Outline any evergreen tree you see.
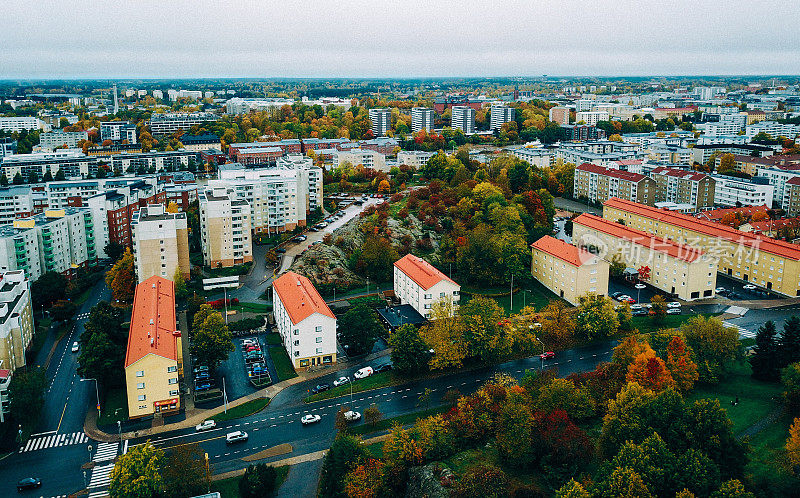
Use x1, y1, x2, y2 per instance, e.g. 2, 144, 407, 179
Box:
750, 321, 780, 381
780, 316, 800, 368
0, 173, 8, 186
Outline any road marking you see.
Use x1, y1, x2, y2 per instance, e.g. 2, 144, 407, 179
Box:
30, 430, 56, 437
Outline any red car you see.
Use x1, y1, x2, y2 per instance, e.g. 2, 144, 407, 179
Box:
622, 297, 636, 304
540, 351, 556, 360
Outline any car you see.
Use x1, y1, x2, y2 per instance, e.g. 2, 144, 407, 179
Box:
621, 297, 636, 304
311, 240, 322, 245
301, 414, 322, 425
275, 248, 286, 253
333, 376, 350, 387
344, 410, 361, 422
195, 371, 210, 380
71, 341, 79, 353
540, 351, 556, 360
193, 365, 209, 374
667, 308, 682, 315
195, 420, 217, 432
16, 477, 41, 492
630, 304, 644, 311
241, 339, 257, 346
195, 382, 212, 391
666, 301, 681, 309
632, 308, 649, 316
311, 383, 330, 394
610, 291, 624, 299
375, 363, 393, 373
743, 284, 758, 291
354, 366, 374, 379
715, 287, 729, 295
245, 346, 261, 352
616, 294, 631, 302
294, 235, 307, 242
225, 431, 248, 444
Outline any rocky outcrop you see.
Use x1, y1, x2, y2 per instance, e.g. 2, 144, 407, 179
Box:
405, 463, 453, 498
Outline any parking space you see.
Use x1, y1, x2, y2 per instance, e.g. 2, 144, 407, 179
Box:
714, 274, 786, 301
213, 332, 276, 402
608, 278, 663, 305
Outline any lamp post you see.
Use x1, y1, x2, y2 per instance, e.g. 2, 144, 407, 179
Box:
81, 378, 101, 419
635, 283, 646, 304
117, 420, 122, 440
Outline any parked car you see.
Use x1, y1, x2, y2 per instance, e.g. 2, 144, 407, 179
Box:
375, 363, 393, 373
311, 383, 330, 394
195, 371, 210, 380
540, 351, 556, 360
616, 294, 631, 302
344, 410, 361, 422
610, 291, 624, 299
225, 431, 248, 444
301, 414, 322, 425
667, 308, 682, 315
667, 302, 681, 309
333, 376, 350, 387
632, 308, 649, 316
743, 284, 758, 291
193, 365, 209, 374
195, 420, 217, 432
195, 382, 212, 391
294, 235, 307, 242
71, 341, 79, 353
715, 287, 728, 295
354, 366, 374, 379
17, 477, 41, 492
275, 248, 286, 253
621, 297, 636, 304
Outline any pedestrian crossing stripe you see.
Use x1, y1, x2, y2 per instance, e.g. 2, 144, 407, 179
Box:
18, 431, 88, 453
88, 492, 110, 498
93, 441, 119, 462
89, 462, 115, 489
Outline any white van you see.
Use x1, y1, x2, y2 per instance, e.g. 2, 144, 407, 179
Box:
354, 366, 373, 379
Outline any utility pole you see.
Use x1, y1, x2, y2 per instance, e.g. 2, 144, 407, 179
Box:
510, 274, 514, 311
222, 377, 228, 414
223, 287, 228, 325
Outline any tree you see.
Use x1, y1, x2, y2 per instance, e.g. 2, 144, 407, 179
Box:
9, 367, 46, 436
718, 153, 736, 173
452, 464, 509, 498
338, 303, 382, 356
161, 443, 210, 498
12, 172, 22, 185
354, 235, 399, 282
610, 254, 626, 278
104, 241, 126, 262
419, 300, 467, 370
389, 324, 428, 375
788, 417, 800, 472
343, 458, 385, 498
780, 316, 800, 368
105, 248, 135, 303
666, 335, 699, 392
335, 407, 350, 433
190, 305, 234, 370
626, 349, 675, 392
595, 467, 653, 498
458, 296, 509, 364
0, 173, 7, 186
383, 423, 424, 466
173, 268, 188, 300
649, 294, 667, 322
165, 201, 180, 213
536, 378, 596, 420
711, 480, 755, 498
109, 441, 163, 498
49, 299, 77, 322
576, 293, 619, 340
681, 316, 740, 383
239, 463, 278, 498
750, 320, 780, 381
78, 331, 125, 386
495, 403, 536, 467
556, 479, 591, 498
414, 414, 456, 460
613, 335, 652, 370
55, 169, 65, 181
783, 362, 800, 415
364, 404, 382, 428
31, 271, 68, 308
320, 434, 367, 498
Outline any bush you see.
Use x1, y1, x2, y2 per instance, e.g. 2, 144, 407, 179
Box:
208, 298, 239, 309
239, 463, 277, 498
228, 317, 265, 332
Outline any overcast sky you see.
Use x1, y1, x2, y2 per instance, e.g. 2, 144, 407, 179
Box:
2, 0, 799, 79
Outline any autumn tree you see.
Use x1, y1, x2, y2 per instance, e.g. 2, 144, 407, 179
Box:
681, 316, 740, 383
109, 441, 163, 498
539, 300, 576, 347
458, 296, 510, 364
190, 304, 234, 370
161, 443, 210, 498
787, 417, 800, 472
613, 335, 652, 370
650, 294, 667, 322
343, 458, 385, 498
666, 335, 699, 392
536, 378, 596, 420
319, 434, 367, 498
388, 324, 429, 375
364, 404, 382, 429
105, 248, 135, 303
452, 464, 509, 498
626, 349, 675, 392
576, 292, 620, 340
382, 423, 423, 466
414, 414, 457, 460
419, 300, 467, 370
556, 479, 591, 498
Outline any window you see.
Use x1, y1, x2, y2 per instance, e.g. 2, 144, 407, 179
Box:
293, 329, 299, 335
168, 378, 178, 385
294, 340, 299, 346
137, 382, 145, 389
138, 395, 146, 401
167, 366, 177, 373
294, 351, 299, 357
316, 347, 323, 354
316, 337, 322, 343
424, 294, 431, 299
136, 370, 144, 377
424, 304, 431, 309
169, 390, 179, 396
315, 326, 322, 332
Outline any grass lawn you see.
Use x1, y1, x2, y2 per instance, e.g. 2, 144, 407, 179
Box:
305, 371, 395, 403
263, 333, 282, 346
442, 446, 545, 489
231, 302, 272, 313
461, 280, 560, 315
388, 197, 408, 218
211, 465, 289, 497
631, 313, 713, 335
350, 405, 449, 436
98, 387, 129, 426
213, 397, 271, 423
268, 346, 298, 382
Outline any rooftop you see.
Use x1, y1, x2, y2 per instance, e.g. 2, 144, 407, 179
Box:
124, 276, 179, 368
273, 271, 334, 324
394, 254, 457, 290
650, 167, 709, 181
531, 235, 596, 267
576, 162, 647, 182
376, 304, 427, 329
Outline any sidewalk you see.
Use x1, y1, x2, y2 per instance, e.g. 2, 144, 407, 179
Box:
84, 348, 392, 442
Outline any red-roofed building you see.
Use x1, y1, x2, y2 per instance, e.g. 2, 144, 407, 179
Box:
574, 163, 655, 206
603, 198, 800, 296
573, 213, 717, 300
697, 205, 770, 223
649, 167, 715, 211
272, 271, 336, 370
530, 236, 609, 305
393, 254, 460, 318
785, 177, 800, 217
124, 276, 182, 419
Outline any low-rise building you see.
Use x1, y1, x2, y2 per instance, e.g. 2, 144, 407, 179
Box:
573, 163, 655, 205
393, 254, 460, 318
109, 151, 196, 174
331, 149, 387, 172
710, 174, 774, 207
124, 276, 182, 420
0, 117, 49, 133
272, 271, 337, 370
131, 204, 190, 283
530, 236, 609, 305
1, 150, 100, 180
39, 130, 89, 152
397, 150, 435, 169
179, 133, 220, 152
148, 112, 217, 135
198, 187, 252, 268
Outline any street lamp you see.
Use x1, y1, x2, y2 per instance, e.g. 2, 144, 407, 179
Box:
81, 378, 101, 419
635, 283, 646, 304
117, 420, 122, 440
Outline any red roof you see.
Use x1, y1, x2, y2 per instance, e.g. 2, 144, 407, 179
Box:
394, 254, 457, 291
650, 167, 708, 182
605, 198, 800, 261
698, 205, 769, 222
531, 236, 596, 267
573, 213, 704, 263
747, 218, 800, 232
787, 177, 800, 186
273, 271, 335, 324
125, 276, 179, 368
0, 369, 10, 380
576, 163, 647, 182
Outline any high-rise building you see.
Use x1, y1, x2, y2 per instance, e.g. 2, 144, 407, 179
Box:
451, 106, 475, 134
39, 130, 89, 152
411, 107, 434, 133
368, 108, 391, 137
548, 106, 570, 125
100, 121, 137, 144
490, 105, 515, 130
113, 84, 119, 115
198, 187, 253, 268
131, 204, 190, 283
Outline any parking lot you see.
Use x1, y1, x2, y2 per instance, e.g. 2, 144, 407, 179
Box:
197, 331, 277, 404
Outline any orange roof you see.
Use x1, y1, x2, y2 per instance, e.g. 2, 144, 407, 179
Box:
698, 205, 769, 222
125, 276, 179, 368
605, 198, 800, 261
273, 271, 334, 324
393, 254, 457, 290
531, 236, 596, 267
576, 162, 647, 183
573, 213, 703, 263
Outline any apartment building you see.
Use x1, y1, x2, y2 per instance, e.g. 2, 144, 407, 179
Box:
124, 276, 182, 419
148, 112, 217, 135
100, 121, 137, 144
110, 151, 196, 174
548, 106, 570, 125
131, 204, 190, 283
746, 121, 800, 140
572, 213, 716, 300
451, 106, 476, 134
397, 150, 435, 169
393, 254, 460, 318
490, 105, 515, 130
649, 167, 715, 211
331, 149, 387, 172
179, 133, 220, 152
603, 197, 800, 296
574, 163, 655, 205
0, 271, 34, 374
225, 97, 296, 115
0, 138, 17, 159
756, 164, 800, 206
411, 107, 435, 133
368, 108, 391, 137
512, 147, 553, 169
39, 131, 89, 152
710, 174, 774, 207
272, 271, 336, 370
0, 186, 34, 224
783, 177, 800, 216
0, 117, 49, 133
562, 125, 606, 141
198, 187, 252, 268
646, 146, 693, 165
692, 143, 774, 165
530, 235, 609, 305
575, 111, 609, 126
1, 150, 100, 180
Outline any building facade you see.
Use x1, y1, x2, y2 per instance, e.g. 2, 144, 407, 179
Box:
131, 204, 190, 283
411, 107, 435, 133
451, 106, 476, 134
649, 167, 715, 211
393, 254, 460, 318
198, 187, 253, 268
530, 235, 609, 305
574, 162, 655, 205
368, 108, 391, 137
490, 105, 515, 130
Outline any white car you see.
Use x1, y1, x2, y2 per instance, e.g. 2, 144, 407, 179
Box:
354, 366, 374, 379
344, 410, 361, 422
617, 294, 632, 302
743, 284, 757, 291
667, 308, 682, 315
666, 302, 681, 309
195, 420, 217, 432
71, 341, 79, 353
301, 414, 321, 425
225, 431, 248, 444
333, 376, 350, 387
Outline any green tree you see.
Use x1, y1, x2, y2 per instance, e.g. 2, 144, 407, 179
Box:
353, 236, 399, 282
711, 479, 755, 498
595, 467, 653, 498
556, 479, 591, 498
782, 362, 800, 415
78, 331, 125, 386
109, 441, 163, 498
12, 172, 23, 185
9, 367, 46, 437
338, 303, 382, 356
55, 169, 65, 181
173, 268, 188, 300
495, 403, 536, 467
650, 294, 667, 323
681, 316, 740, 383
576, 292, 620, 340
536, 378, 596, 420
161, 443, 210, 498
43, 170, 53, 182
458, 296, 509, 364
389, 324, 429, 375
780, 316, 800, 368
364, 403, 382, 428
31, 270, 68, 308
104, 241, 126, 262
750, 320, 780, 381
0, 173, 7, 186
319, 433, 367, 498
190, 305, 234, 370
239, 463, 277, 498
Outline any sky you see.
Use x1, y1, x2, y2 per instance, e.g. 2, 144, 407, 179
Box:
2, 0, 800, 79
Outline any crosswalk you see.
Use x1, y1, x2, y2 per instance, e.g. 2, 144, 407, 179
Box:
19, 431, 88, 453
88, 492, 109, 498
722, 321, 756, 339
87, 442, 119, 498
93, 441, 119, 462
76, 312, 91, 320
88, 463, 114, 490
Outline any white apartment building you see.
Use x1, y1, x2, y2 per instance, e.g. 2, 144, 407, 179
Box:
746, 121, 800, 140
100, 121, 137, 143
711, 175, 775, 207
393, 254, 460, 319
224, 97, 296, 114
451, 106, 476, 134
131, 204, 190, 283
411, 107, 435, 133
369, 108, 391, 137
512, 147, 553, 168
272, 271, 337, 370
756, 166, 800, 207
331, 149, 388, 172
110, 151, 196, 173
39, 130, 89, 152
397, 150, 435, 169
0, 186, 34, 225
575, 111, 609, 126
0, 271, 34, 375
198, 187, 253, 268
704, 121, 744, 136
152, 90, 164, 100
490, 105, 515, 130
1, 150, 100, 180
0, 117, 50, 133
148, 112, 217, 135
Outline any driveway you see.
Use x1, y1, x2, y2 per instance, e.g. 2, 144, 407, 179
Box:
553, 197, 601, 215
